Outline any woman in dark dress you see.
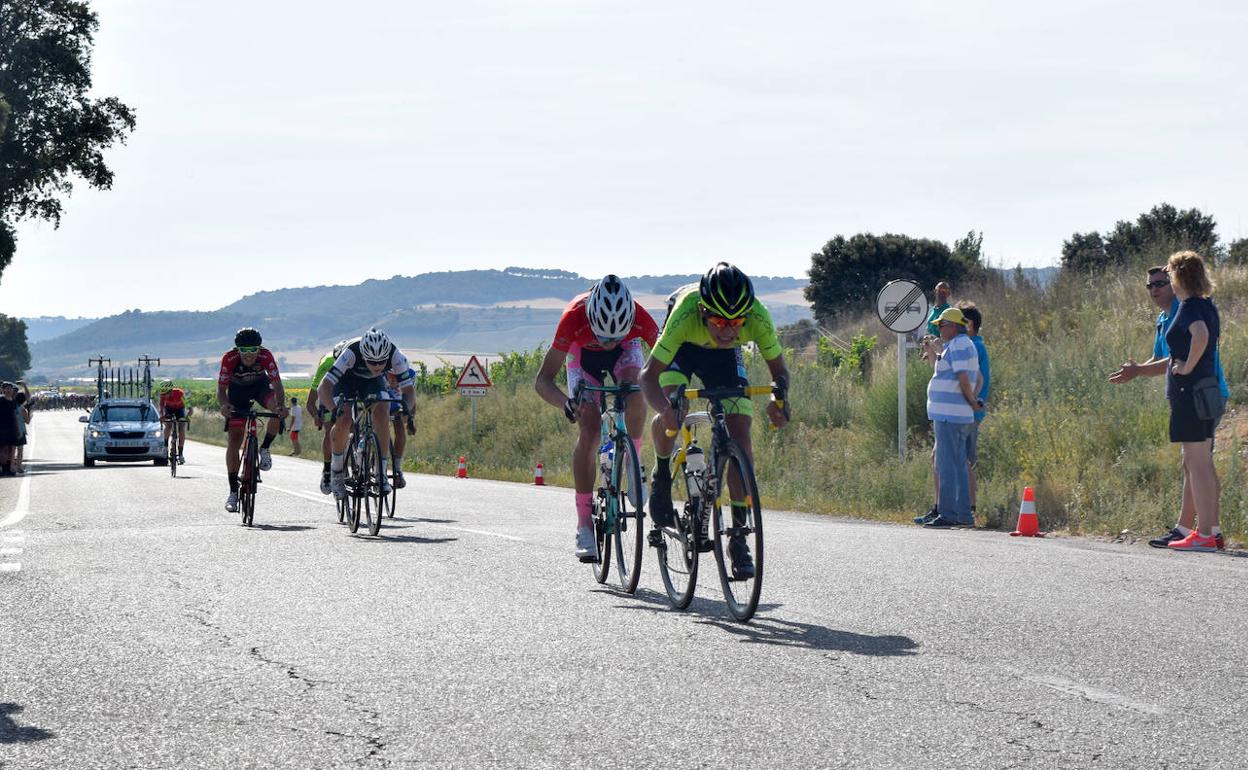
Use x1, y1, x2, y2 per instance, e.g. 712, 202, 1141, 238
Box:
0, 382, 19, 475
1164, 251, 1221, 552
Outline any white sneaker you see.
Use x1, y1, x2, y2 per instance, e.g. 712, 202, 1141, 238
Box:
259, 448, 272, 471
330, 470, 346, 498
575, 525, 599, 563
225, 493, 239, 513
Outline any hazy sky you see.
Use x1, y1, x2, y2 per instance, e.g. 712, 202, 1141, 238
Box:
2, 0, 1245, 318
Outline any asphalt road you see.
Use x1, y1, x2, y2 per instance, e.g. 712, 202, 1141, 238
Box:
2, 412, 1246, 769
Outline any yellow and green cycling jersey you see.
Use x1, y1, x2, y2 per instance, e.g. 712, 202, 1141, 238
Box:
311, 354, 336, 390
651, 286, 784, 365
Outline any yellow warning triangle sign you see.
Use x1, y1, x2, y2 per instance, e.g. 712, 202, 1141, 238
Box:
455, 355, 492, 388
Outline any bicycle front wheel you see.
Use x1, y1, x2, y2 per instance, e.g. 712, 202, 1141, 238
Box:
168, 431, 177, 478
240, 436, 257, 527
612, 436, 645, 594
346, 434, 363, 533
386, 440, 398, 518
711, 441, 764, 622
367, 434, 385, 536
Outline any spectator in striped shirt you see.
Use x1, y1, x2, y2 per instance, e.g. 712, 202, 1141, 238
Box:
921, 307, 981, 528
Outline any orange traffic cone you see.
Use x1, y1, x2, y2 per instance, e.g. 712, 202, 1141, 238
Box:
456, 456, 468, 479
534, 462, 545, 486
1010, 486, 1044, 537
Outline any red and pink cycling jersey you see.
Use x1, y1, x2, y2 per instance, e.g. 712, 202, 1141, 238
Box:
551, 292, 659, 353
217, 348, 281, 388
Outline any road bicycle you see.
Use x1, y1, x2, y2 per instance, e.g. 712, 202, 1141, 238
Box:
653, 383, 784, 622
234, 408, 280, 527
339, 394, 398, 536
576, 382, 645, 593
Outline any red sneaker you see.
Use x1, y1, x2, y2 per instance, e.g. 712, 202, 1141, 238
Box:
1167, 531, 1219, 552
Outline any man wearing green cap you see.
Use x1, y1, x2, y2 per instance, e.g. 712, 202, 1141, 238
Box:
921, 306, 981, 527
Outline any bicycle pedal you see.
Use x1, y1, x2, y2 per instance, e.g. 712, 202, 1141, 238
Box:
697, 538, 714, 553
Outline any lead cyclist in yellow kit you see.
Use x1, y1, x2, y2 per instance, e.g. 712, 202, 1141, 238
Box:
641, 262, 790, 580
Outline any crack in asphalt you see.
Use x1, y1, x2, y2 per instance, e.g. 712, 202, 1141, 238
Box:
179, 587, 389, 766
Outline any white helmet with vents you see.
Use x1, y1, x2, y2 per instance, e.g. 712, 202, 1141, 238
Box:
359, 328, 392, 362
586, 275, 635, 341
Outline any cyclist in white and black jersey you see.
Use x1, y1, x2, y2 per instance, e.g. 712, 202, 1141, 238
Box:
316, 328, 416, 498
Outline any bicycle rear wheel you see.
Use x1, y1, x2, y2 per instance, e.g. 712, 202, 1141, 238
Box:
655, 468, 699, 610
386, 440, 398, 517
589, 486, 612, 582
612, 436, 644, 594
711, 441, 764, 622
168, 428, 177, 478
240, 436, 257, 527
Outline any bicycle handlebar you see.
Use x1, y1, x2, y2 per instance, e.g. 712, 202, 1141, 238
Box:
664, 383, 787, 437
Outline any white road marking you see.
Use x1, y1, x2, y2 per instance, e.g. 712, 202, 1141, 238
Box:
1, 533, 23, 544
0, 547, 22, 556
194, 467, 526, 542
426, 524, 526, 542
0, 563, 20, 573
0, 445, 34, 530
1021, 673, 1167, 716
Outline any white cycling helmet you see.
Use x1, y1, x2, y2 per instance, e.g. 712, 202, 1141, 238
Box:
586, 275, 635, 341
359, 328, 392, 362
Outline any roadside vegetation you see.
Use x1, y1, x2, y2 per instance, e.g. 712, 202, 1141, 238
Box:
173, 264, 1248, 546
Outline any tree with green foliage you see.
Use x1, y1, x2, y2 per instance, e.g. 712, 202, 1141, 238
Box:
951, 230, 983, 264
0, 314, 31, 379
805, 233, 983, 322
0, 0, 136, 284
1226, 238, 1248, 265
1061, 203, 1222, 272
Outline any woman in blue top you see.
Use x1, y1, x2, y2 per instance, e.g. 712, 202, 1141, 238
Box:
1163, 251, 1221, 552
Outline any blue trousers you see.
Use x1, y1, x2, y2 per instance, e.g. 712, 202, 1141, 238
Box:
934, 419, 973, 524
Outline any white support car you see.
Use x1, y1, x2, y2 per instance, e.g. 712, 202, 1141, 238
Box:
80, 399, 167, 467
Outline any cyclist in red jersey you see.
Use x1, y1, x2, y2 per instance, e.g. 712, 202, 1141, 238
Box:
217, 327, 289, 513
535, 275, 658, 562
157, 379, 192, 464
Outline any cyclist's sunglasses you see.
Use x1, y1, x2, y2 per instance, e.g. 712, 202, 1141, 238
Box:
237, 345, 260, 354
596, 335, 626, 346
704, 313, 745, 329
364, 358, 389, 367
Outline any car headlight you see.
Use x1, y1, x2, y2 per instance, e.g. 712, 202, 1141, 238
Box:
89, 429, 106, 438
148, 428, 163, 437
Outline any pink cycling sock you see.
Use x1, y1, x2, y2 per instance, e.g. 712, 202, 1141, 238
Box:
575, 492, 593, 529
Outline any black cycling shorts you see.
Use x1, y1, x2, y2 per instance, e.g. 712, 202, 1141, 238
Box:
227, 381, 276, 418
657, 344, 752, 416
332, 371, 385, 404
162, 406, 187, 420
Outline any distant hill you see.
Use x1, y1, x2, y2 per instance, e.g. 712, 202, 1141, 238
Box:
28, 269, 811, 376
20, 316, 99, 343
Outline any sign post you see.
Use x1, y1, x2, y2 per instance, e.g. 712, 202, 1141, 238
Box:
875, 280, 929, 460
455, 355, 493, 436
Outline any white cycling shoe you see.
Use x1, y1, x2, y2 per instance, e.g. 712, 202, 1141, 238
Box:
575, 526, 599, 563
329, 471, 346, 499
258, 448, 272, 471
225, 493, 239, 513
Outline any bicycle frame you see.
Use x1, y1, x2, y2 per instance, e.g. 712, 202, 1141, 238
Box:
667, 384, 778, 506
578, 383, 641, 532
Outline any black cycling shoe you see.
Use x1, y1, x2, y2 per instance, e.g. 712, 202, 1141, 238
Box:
728, 535, 755, 580
649, 470, 675, 529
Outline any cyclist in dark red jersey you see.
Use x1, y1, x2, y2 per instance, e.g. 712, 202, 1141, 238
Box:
535, 275, 658, 562
217, 327, 288, 512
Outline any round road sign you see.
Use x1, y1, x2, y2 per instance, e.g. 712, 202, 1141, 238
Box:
875, 280, 929, 333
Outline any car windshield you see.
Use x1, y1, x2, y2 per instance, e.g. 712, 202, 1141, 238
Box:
98, 405, 157, 422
